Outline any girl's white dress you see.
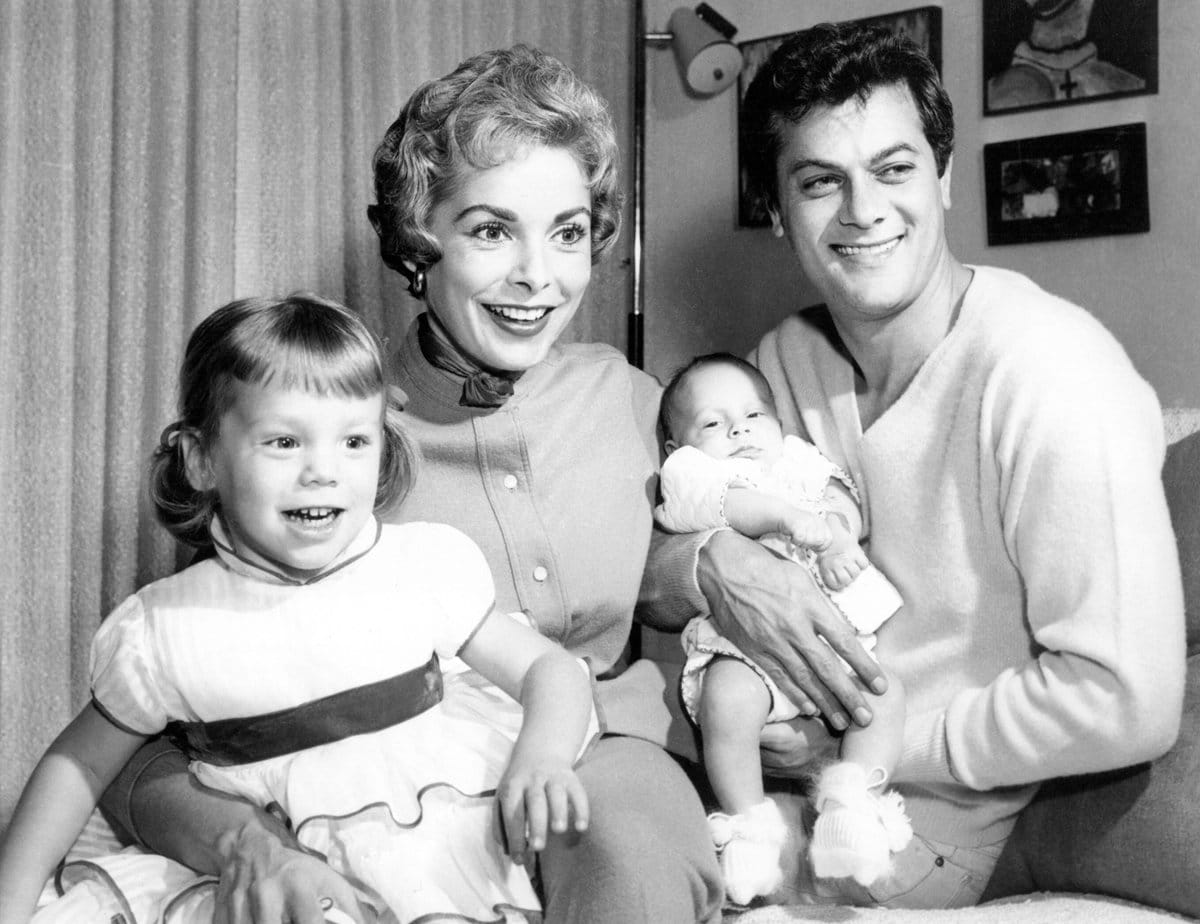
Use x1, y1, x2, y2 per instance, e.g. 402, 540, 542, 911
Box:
45, 516, 576, 924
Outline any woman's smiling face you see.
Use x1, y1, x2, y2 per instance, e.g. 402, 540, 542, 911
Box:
422, 145, 593, 372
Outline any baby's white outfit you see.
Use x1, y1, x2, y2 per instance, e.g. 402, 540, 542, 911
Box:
655, 436, 903, 724
82, 516, 598, 924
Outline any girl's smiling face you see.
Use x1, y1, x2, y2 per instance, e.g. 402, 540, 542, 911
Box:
421, 145, 593, 372
189, 381, 384, 579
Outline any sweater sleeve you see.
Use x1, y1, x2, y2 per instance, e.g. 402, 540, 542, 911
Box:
632, 365, 719, 631
901, 330, 1186, 789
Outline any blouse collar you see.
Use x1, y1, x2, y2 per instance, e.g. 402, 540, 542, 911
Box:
210, 514, 382, 586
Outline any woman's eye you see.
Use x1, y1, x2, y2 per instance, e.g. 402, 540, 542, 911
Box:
473, 221, 509, 243
556, 223, 588, 246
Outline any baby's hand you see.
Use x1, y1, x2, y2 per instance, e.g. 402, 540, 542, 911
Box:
818, 545, 870, 590
496, 755, 589, 866
784, 511, 833, 552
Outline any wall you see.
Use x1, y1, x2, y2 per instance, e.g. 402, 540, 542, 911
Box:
639, 1, 1200, 408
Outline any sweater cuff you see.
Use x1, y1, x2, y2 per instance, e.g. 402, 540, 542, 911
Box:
896, 709, 956, 785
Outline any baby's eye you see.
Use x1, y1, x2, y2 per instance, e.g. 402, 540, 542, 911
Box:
345, 435, 370, 450
747, 411, 763, 418
701, 420, 721, 430
269, 436, 298, 450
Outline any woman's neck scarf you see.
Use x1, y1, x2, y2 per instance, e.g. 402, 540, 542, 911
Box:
416, 311, 522, 408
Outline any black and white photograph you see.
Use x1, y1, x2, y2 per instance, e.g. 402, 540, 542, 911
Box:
2, 4, 1199, 923
984, 0, 1158, 115
984, 123, 1149, 244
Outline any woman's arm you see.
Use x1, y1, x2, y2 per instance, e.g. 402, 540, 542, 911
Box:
102, 739, 364, 924
0, 705, 145, 924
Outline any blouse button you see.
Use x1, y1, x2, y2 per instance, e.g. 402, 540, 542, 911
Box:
503, 473, 518, 490
533, 566, 548, 582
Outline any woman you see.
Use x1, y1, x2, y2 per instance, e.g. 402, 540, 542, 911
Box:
83, 45, 723, 924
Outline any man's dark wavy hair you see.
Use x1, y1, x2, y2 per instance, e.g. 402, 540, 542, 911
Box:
740, 21, 954, 216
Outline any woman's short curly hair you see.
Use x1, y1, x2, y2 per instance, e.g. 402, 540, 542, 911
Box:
368, 44, 622, 292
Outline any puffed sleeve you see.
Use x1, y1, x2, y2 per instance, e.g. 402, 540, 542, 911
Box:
778, 434, 859, 504
89, 594, 172, 736
420, 524, 498, 657
654, 445, 760, 533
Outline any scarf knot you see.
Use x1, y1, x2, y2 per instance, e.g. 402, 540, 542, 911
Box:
417, 312, 521, 409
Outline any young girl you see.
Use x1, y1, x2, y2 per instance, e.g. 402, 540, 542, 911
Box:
0, 294, 597, 924
655, 353, 911, 904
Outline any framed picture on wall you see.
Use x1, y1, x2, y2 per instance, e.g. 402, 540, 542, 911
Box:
983, 123, 1149, 246
735, 6, 942, 227
984, 0, 1158, 115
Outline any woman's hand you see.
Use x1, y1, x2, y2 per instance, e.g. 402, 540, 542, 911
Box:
495, 754, 589, 866
698, 530, 885, 738
212, 822, 366, 924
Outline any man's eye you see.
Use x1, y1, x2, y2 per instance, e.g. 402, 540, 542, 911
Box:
878, 163, 915, 182
802, 175, 840, 195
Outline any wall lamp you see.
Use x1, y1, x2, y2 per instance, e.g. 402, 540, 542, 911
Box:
630, 2, 742, 369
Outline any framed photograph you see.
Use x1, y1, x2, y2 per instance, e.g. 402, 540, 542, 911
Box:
984, 0, 1158, 116
983, 123, 1149, 246
736, 7, 943, 227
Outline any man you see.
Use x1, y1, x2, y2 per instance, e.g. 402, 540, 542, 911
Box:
640, 20, 1184, 909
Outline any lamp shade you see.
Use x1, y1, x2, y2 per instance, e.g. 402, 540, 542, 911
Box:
667, 6, 742, 95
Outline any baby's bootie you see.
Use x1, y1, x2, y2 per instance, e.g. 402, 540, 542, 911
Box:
809, 762, 913, 887
708, 798, 788, 905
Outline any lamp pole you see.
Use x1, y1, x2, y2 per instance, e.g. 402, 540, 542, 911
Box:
631, 0, 671, 371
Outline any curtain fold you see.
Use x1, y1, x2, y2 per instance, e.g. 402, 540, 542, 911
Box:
0, 0, 634, 826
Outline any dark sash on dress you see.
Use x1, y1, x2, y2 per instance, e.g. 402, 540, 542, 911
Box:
173, 654, 443, 767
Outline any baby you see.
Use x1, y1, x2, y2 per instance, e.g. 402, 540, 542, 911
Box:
656, 353, 912, 904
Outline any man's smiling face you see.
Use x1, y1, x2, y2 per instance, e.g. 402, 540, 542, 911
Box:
768, 82, 954, 325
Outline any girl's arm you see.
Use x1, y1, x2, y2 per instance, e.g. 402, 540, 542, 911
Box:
458, 612, 594, 863
0, 704, 146, 924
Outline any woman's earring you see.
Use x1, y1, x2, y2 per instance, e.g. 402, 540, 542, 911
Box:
409, 268, 426, 299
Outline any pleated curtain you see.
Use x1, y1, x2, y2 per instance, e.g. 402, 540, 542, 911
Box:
0, 0, 634, 826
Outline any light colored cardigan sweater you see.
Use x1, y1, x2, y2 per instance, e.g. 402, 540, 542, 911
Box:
390, 318, 664, 676
749, 265, 1185, 848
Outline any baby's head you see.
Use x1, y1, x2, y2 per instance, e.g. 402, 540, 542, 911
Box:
150, 294, 416, 572
659, 353, 785, 463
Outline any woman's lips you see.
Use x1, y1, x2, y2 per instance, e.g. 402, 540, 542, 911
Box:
484, 303, 552, 322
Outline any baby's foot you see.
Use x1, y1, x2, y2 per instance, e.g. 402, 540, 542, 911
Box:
818, 545, 870, 590
809, 763, 913, 887
709, 799, 788, 905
